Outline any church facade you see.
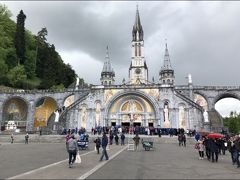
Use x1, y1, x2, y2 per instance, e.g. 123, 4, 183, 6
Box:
67, 7, 209, 132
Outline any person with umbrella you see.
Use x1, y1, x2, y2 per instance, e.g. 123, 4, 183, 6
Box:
209, 138, 219, 163
203, 136, 211, 161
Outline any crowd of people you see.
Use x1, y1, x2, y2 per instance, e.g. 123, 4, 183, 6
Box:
65, 125, 240, 169
194, 134, 240, 168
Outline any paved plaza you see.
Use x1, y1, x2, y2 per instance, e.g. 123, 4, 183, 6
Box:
0, 136, 239, 179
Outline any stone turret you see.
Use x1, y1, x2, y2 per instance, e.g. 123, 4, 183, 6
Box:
100, 46, 115, 85
159, 43, 175, 85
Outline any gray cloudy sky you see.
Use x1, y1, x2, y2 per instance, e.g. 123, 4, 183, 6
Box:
2, 1, 240, 86
2, 1, 240, 116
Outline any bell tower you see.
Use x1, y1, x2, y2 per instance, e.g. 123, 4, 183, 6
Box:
129, 6, 148, 85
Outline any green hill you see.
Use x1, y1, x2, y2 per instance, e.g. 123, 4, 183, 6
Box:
0, 4, 86, 90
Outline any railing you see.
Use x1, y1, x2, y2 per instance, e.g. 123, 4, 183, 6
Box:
174, 90, 204, 112
0, 87, 91, 94
57, 91, 90, 126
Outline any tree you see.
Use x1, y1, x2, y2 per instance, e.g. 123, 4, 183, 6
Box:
37, 27, 48, 44
0, 4, 12, 19
7, 65, 27, 87
5, 48, 18, 69
0, 59, 8, 80
223, 111, 240, 134
15, 10, 26, 65
24, 50, 36, 78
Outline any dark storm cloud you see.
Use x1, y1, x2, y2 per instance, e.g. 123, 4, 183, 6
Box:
3, 1, 240, 86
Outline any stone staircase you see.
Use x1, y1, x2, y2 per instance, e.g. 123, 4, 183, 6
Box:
0, 134, 66, 143
208, 109, 223, 132
41, 91, 90, 135
174, 90, 204, 112
0, 134, 197, 145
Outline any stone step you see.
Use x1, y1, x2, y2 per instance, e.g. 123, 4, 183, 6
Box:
0, 134, 197, 144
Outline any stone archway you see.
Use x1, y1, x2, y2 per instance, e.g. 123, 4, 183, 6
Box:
1, 97, 28, 131
33, 97, 57, 129
105, 90, 160, 127
214, 92, 240, 118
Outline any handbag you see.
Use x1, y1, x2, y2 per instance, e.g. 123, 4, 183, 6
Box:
75, 152, 81, 164
194, 143, 200, 150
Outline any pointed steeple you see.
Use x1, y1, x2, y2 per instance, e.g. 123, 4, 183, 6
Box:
101, 46, 115, 85
162, 43, 173, 70
159, 42, 175, 85
102, 46, 113, 72
132, 5, 143, 41
129, 5, 148, 85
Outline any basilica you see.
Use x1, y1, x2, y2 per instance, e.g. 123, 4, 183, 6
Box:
65, 7, 210, 132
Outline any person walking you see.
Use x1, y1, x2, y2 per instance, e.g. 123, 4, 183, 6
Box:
67, 134, 78, 168
10, 134, 14, 144
115, 134, 119, 145
198, 139, 204, 160
178, 134, 183, 146
203, 137, 211, 161
110, 133, 114, 145
94, 136, 101, 154
25, 133, 29, 144
209, 138, 219, 162
99, 132, 109, 161
39, 128, 42, 136
120, 133, 125, 145
133, 133, 140, 151
182, 134, 186, 147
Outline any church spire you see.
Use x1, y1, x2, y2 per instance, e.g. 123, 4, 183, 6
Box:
132, 5, 143, 41
105, 45, 110, 60
129, 6, 148, 85
159, 42, 175, 85
101, 46, 115, 85
162, 43, 173, 70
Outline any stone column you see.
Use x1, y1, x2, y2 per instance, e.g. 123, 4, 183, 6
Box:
100, 109, 105, 127
87, 108, 93, 132
26, 100, 35, 132
145, 114, 148, 127
69, 109, 74, 129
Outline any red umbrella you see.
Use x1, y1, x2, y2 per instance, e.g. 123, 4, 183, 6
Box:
207, 133, 224, 139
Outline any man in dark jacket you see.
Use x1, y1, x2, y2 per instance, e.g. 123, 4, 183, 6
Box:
203, 137, 211, 161
100, 132, 109, 161
209, 138, 219, 162
94, 136, 101, 154
121, 133, 125, 145
115, 134, 119, 145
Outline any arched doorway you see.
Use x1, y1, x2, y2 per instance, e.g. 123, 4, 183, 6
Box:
33, 97, 57, 129
105, 91, 159, 128
2, 97, 28, 132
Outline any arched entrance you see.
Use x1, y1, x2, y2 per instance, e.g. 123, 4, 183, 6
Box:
105, 90, 159, 128
215, 97, 240, 134
1, 97, 28, 132
34, 97, 57, 129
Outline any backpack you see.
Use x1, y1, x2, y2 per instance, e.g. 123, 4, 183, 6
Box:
96, 138, 101, 146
